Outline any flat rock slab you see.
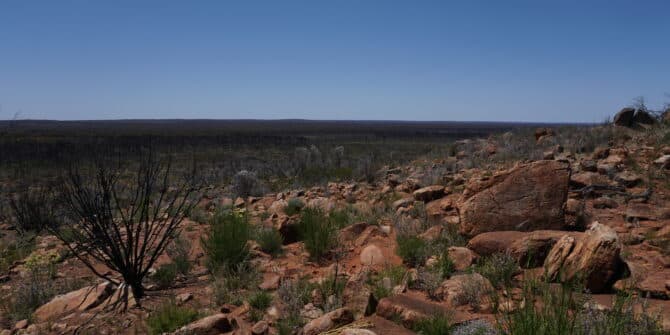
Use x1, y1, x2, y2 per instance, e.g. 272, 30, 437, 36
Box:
459, 160, 570, 236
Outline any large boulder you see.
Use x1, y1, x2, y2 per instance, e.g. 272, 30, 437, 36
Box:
33, 282, 114, 322
459, 160, 570, 236
613, 107, 636, 127
543, 222, 623, 293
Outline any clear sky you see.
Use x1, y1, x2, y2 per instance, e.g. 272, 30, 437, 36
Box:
0, 1, 668, 122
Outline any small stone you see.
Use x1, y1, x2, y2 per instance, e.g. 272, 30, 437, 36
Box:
176, 292, 193, 305
14, 319, 28, 330
259, 273, 280, 290
251, 320, 269, 335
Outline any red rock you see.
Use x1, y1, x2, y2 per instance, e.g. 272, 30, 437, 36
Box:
544, 222, 623, 293
174, 314, 233, 335
34, 282, 114, 322
413, 185, 446, 202
360, 245, 385, 267
302, 308, 354, 335
447, 247, 476, 271
459, 160, 570, 236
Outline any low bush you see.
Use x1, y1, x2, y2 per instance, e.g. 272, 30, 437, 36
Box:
211, 263, 260, 306
167, 235, 191, 275
370, 265, 407, 300
2, 263, 56, 322
201, 211, 252, 273
277, 278, 314, 327
153, 263, 178, 289
284, 198, 304, 216
451, 319, 498, 335
9, 188, 55, 235
474, 252, 517, 289
146, 300, 199, 335
298, 208, 337, 261
0, 236, 35, 273
414, 266, 443, 301
396, 235, 429, 267
231, 170, 265, 198
494, 278, 663, 335
413, 313, 454, 335
314, 274, 347, 311
434, 250, 456, 279
255, 227, 283, 257
248, 291, 273, 310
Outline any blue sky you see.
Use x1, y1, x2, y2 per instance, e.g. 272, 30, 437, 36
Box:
0, 1, 668, 122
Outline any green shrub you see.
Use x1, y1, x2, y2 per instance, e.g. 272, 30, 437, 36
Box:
9, 188, 56, 234
188, 206, 210, 223
474, 252, 517, 289
2, 262, 56, 322
396, 235, 429, 267
277, 278, 314, 326
415, 266, 443, 301
256, 227, 283, 257
413, 314, 453, 335
201, 211, 252, 273
211, 263, 260, 306
153, 263, 178, 289
284, 198, 304, 216
314, 274, 347, 311
0, 236, 35, 273
370, 265, 407, 300
496, 279, 582, 335
277, 315, 303, 335
435, 250, 455, 279
167, 235, 191, 275
248, 291, 273, 310
496, 279, 664, 335
298, 208, 337, 261
328, 208, 351, 228
146, 300, 199, 335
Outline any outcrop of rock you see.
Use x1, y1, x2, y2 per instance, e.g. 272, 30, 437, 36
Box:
614, 107, 658, 128
34, 282, 114, 322
459, 160, 570, 236
613, 107, 636, 126
544, 222, 623, 293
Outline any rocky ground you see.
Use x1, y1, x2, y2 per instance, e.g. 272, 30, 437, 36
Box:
1, 114, 670, 334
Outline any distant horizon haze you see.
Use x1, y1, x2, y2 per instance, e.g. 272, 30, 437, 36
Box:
1, 1, 668, 123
